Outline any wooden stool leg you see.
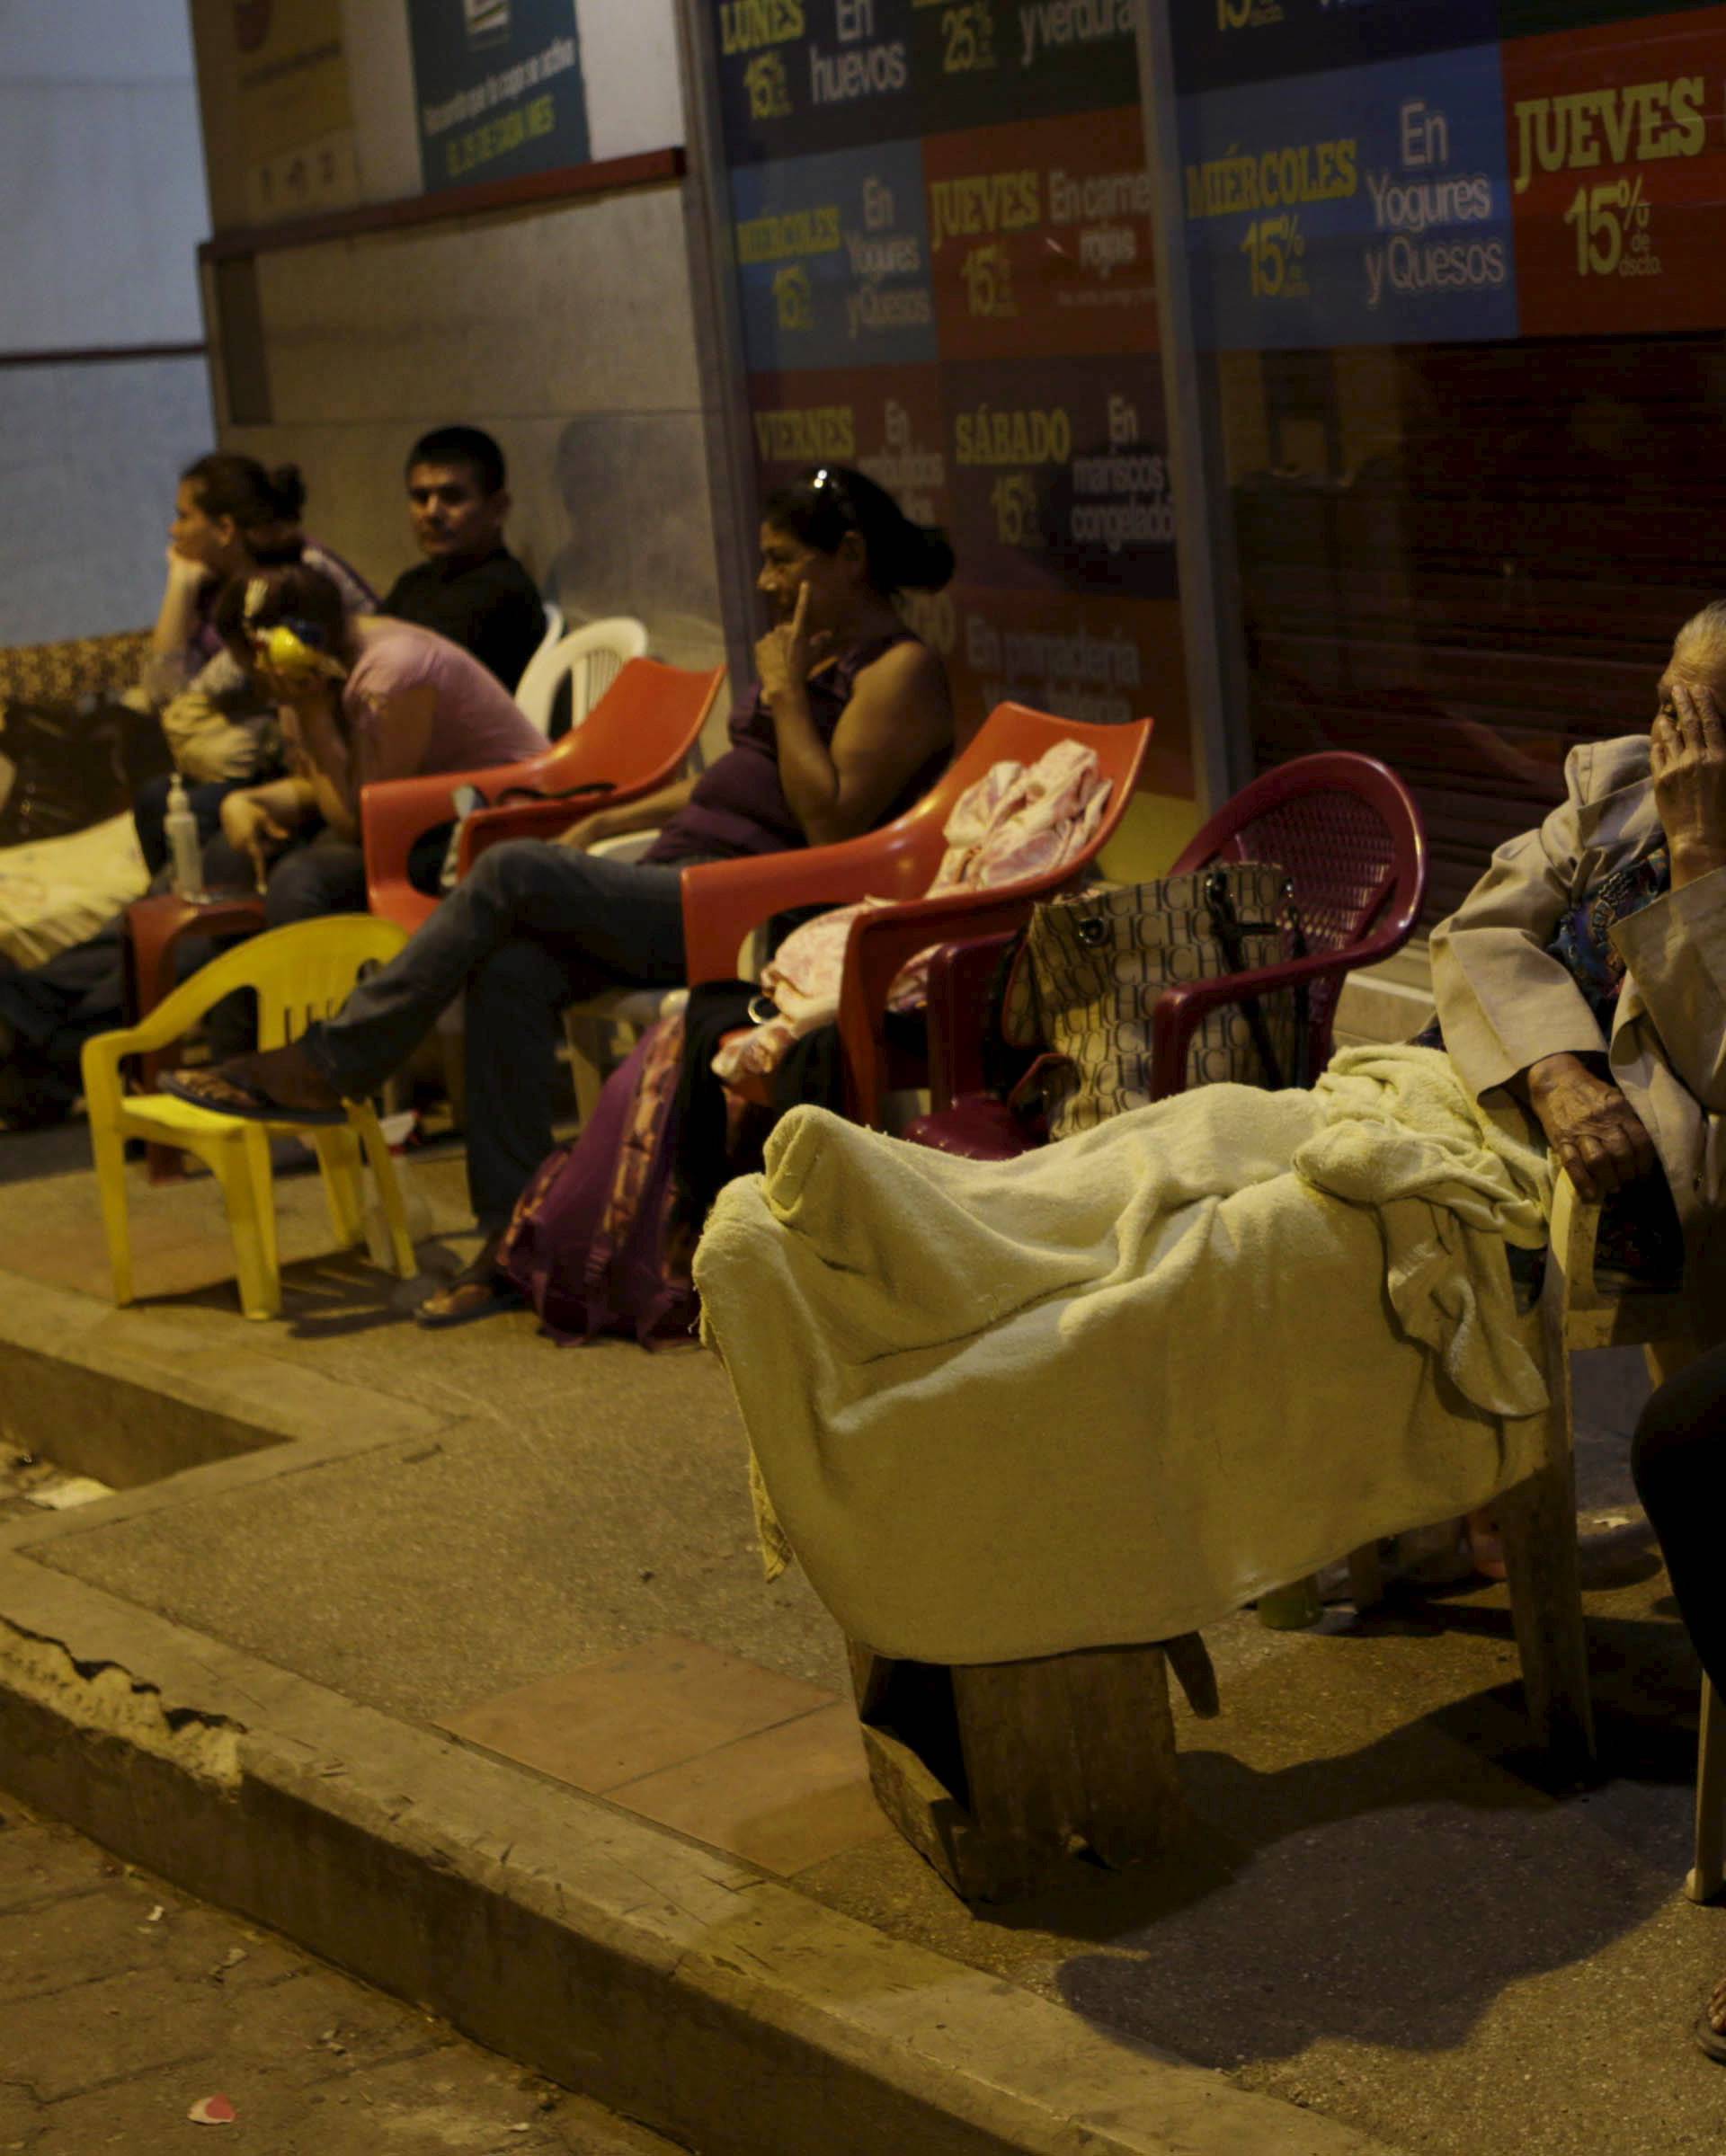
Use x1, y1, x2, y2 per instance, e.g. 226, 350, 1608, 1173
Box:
1497, 1370, 1595, 1768
848, 1638, 1186, 1903
1689, 1680, 1726, 1903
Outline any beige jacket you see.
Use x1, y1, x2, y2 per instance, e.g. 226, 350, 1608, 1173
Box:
1432, 733, 1726, 1286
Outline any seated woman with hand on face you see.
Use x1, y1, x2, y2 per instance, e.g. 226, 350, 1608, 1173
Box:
162, 465, 956, 1324
1430, 599, 1726, 1292
204, 562, 544, 921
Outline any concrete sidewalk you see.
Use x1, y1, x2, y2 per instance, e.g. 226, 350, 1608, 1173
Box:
0, 1123, 1722, 2155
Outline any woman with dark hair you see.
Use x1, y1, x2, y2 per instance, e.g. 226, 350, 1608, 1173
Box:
200, 561, 543, 922
0, 460, 374, 1124
136, 452, 374, 812
163, 465, 956, 1320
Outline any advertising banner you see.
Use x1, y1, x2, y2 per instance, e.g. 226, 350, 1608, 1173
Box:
731, 142, 938, 371
222, 0, 360, 223
707, 0, 1184, 786
1170, 0, 1499, 96
1503, 10, 1726, 336
716, 0, 922, 164
749, 366, 951, 528
943, 589, 1191, 792
407, 0, 589, 195
715, 0, 1140, 165
945, 354, 1175, 599
1180, 41, 1518, 350
923, 107, 1158, 360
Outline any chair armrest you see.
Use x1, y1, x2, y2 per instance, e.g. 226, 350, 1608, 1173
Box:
923, 932, 1019, 1110
681, 835, 921, 984
1147, 945, 1366, 1100
363, 763, 544, 889
837, 885, 1058, 1126
457, 790, 612, 874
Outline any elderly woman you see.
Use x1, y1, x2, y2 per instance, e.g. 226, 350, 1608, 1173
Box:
1432, 599, 1726, 1300
1438, 598, 1726, 2063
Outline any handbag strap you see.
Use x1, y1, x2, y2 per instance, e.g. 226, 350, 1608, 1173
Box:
1206, 869, 1286, 1090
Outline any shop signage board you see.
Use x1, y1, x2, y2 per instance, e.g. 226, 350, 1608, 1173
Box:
1170, 0, 1726, 350
707, 0, 1189, 788
1169, 0, 1499, 95
1504, 9, 1726, 336
1179, 41, 1518, 350
406, 0, 589, 195
217, 0, 360, 224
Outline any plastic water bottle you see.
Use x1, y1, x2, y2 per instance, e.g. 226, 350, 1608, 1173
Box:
165, 775, 204, 901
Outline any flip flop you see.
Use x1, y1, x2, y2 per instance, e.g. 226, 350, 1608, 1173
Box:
1695, 2010, 1726, 2065
413, 1269, 526, 1329
156, 1069, 351, 1127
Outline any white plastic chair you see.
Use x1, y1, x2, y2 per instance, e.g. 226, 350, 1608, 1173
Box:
513, 616, 647, 738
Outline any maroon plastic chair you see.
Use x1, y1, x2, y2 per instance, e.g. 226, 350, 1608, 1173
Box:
906, 750, 1428, 1158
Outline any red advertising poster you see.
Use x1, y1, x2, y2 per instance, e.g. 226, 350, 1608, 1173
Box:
748, 365, 951, 530
941, 587, 1191, 790
922, 106, 1159, 360
1504, 10, 1726, 336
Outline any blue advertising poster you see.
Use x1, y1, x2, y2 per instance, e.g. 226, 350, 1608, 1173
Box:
716, 0, 1138, 167
716, 0, 922, 165
407, 0, 589, 195
1180, 42, 1519, 350
731, 140, 939, 369
1170, 0, 1500, 95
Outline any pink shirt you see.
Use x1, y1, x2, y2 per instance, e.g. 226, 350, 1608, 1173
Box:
343, 618, 544, 783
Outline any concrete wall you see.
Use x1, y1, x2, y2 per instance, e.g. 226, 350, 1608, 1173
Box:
209, 183, 726, 669
0, 3, 215, 643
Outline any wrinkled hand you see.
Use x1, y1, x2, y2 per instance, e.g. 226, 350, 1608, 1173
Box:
1525, 1051, 1658, 1202
753, 583, 828, 709
1651, 680, 1726, 885
219, 792, 291, 890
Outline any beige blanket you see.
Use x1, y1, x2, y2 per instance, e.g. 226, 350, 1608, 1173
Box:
694, 1046, 1554, 1664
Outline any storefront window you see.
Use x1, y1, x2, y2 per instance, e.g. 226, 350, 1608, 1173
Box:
1162, 0, 1724, 918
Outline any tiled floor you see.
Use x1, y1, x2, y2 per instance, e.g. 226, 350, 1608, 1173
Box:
440, 1634, 889, 1877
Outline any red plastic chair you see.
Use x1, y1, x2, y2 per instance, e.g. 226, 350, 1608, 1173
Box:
680, 705, 1153, 1129
907, 750, 1428, 1158
360, 658, 725, 934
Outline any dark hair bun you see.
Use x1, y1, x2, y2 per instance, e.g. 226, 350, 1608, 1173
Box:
268, 464, 307, 522
893, 522, 954, 595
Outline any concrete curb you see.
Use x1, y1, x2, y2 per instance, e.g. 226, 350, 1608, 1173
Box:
0, 1270, 447, 1486
0, 1553, 1398, 2156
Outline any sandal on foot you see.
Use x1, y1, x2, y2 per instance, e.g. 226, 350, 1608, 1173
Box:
1695, 2010, 1726, 2065
158, 1045, 350, 1127
414, 1241, 523, 1329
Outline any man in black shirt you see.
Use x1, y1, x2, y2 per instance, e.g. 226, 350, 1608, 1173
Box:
379, 426, 547, 692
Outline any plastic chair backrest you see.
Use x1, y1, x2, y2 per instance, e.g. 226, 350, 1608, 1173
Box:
515, 616, 648, 736
1169, 750, 1428, 1042
846, 703, 1155, 901
529, 655, 723, 795
125, 915, 409, 1058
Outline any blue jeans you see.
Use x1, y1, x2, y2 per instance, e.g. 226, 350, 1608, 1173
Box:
301, 839, 691, 1230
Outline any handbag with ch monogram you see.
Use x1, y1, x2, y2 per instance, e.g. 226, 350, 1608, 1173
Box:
1001, 864, 1307, 1140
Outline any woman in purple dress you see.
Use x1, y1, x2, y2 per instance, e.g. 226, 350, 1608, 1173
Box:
164, 466, 956, 1318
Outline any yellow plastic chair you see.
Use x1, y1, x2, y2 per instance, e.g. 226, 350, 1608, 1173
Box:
81, 915, 418, 1321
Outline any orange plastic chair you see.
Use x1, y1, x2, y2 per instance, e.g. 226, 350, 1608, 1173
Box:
681, 705, 1153, 1129
360, 658, 725, 934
